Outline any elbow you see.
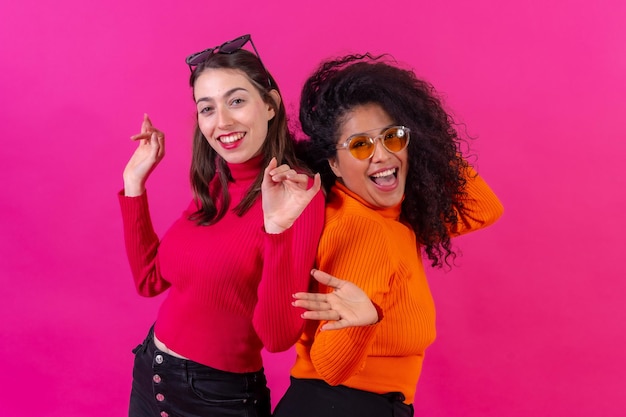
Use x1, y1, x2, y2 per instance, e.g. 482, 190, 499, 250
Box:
267, 326, 304, 353
255, 315, 305, 353
135, 277, 169, 297
487, 198, 505, 226
313, 365, 352, 386
319, 373, 346, 387
471, 197, 505, 230
311, 355, 359, 386
135, 281, 152, 297
135, 286, 157, 298
262, 336, 298, 353
263, 342, 289, 354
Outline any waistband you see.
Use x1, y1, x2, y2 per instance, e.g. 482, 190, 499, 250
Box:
291, 377, 413, 407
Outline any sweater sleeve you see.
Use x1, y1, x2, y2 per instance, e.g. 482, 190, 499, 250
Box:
118, 190, 171, 297
450, 165, 504, 236
308, 214, 392, 385
252, 189, 325, 352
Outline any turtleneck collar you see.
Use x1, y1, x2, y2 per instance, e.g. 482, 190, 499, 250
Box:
225, 154, 264, 183
333, 181, 403, 220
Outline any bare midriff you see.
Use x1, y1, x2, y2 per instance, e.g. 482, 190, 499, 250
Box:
153, 333, 189, 359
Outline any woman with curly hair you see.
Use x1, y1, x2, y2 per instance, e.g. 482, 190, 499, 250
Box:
274, 54, 504, 417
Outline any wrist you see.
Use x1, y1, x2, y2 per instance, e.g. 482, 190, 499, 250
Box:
263, 219, 292, 234
123, 180, 145, 197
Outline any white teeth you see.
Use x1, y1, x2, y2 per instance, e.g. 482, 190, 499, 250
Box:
219, 132, 244, 143
371, 168, 396, 178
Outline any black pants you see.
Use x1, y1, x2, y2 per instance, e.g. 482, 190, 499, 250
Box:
129, 326, 271, 417
273, 377, 414, 417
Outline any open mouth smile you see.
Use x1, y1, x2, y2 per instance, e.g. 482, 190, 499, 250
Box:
218, 132, 245, 144
370, 168, 397, 186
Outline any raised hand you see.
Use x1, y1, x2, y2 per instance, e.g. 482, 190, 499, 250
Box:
123, 114, 166, 196
261, 157, 321, 234
292, 269, 380, 331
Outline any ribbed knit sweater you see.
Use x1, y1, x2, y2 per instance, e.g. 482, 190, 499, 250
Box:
119, 155, 325, 373
289, 167, 504, 403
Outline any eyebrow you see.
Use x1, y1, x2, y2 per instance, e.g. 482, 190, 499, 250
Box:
195, 87, 249, 105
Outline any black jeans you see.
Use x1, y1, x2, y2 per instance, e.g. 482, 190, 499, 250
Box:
129, 326, 271, 417
273, 377, 414, 417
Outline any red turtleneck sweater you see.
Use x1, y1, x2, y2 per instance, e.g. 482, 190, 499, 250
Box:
119, 156, 325, 373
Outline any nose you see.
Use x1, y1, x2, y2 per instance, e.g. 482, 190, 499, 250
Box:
370, 135, 391, 162
216, 106, 233, 128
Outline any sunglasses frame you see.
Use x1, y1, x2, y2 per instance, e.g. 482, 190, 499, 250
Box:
335, 126, 411, 160
185, 34, 272, 87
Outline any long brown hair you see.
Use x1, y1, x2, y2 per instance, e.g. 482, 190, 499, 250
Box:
188, 50, 304, 225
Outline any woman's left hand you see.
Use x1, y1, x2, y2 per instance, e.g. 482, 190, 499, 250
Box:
261, 157, 321, 233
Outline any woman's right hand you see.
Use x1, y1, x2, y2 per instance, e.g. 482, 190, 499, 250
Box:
292, 269, 380, 330
123, 114, 165, 196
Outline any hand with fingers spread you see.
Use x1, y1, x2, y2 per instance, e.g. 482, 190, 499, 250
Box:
123, 113, 166, 197
292, 268, 380, 331
261, 157, 322, 234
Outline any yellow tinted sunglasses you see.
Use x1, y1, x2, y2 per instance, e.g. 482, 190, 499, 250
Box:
335, 126, 410, 160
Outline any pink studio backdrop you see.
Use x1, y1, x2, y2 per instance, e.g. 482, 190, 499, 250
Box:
1, 0, 624, 415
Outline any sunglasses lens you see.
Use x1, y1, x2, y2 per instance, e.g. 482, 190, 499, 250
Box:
220, 35, 250, 53
187, 49, 214, 66
186, 35, 252, 67
382, 127, 409, 152
348, 136, 375, 160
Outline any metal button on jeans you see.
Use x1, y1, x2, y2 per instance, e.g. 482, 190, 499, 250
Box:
155, 354, 164, 364
153, 374, 162, 383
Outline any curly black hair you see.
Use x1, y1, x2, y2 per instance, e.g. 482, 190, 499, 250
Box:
298, 53, 470, 267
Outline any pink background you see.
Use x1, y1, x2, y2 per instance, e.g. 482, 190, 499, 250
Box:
1, 0, 624, 415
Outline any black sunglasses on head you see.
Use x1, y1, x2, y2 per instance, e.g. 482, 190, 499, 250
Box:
185, 34, 272, 87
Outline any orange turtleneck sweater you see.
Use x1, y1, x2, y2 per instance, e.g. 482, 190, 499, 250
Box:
289, 166, 504, 404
